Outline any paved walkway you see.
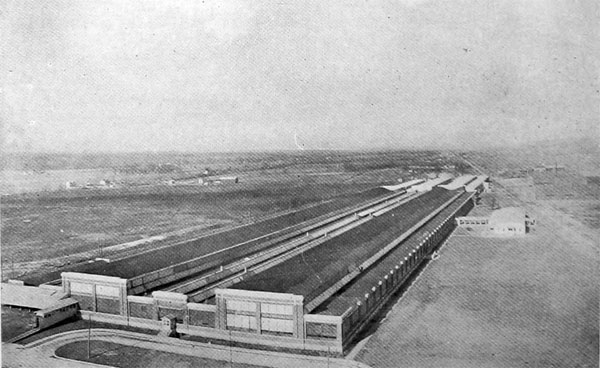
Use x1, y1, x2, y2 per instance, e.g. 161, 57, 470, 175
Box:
3, 329, 372, 368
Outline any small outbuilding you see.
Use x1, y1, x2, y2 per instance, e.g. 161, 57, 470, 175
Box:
218, 176, 239, 183
456, 206, 534, 236
489, 207, 528, 235
65, 181, 77, 189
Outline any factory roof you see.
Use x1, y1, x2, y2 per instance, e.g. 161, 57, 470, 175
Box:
231, 188, 457, 301
440, 175, 476, 190
380, 178, 425, 191
410, 174, 453, 192
465, 175, 490, 192
1, 283, 67, 310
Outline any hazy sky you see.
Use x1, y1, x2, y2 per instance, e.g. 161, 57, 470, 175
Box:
2, 0, 598, 152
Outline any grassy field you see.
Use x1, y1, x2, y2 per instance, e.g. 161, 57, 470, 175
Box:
1, 307, 35, 342
2, 178, 382, 281
353, 177, 599, 368
55, 340, 266, 368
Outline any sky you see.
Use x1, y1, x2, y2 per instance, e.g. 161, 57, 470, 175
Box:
1, 0, 598, 152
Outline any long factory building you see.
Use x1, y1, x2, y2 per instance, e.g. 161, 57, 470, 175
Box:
12, 175, 485, 353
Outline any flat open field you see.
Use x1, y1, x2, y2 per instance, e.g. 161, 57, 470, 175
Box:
543, 199, 600, 230
1, 307, 35, 342
354, 181, 598, 367
232, 188, 457, 301
1, 150, 451, 194
20, 187, 389, 285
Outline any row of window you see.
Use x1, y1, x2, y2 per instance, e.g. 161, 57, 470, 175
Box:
226, 313, 295, 334
36, 303, 77, 318
226, 300, 294, 316
458, 218, 488, 225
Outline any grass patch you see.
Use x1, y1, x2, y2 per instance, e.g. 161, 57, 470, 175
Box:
180, 333, 341, 358
1, 306, 35, 342
55, 340, 266, 368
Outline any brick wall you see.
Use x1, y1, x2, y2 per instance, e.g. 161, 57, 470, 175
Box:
74, 294, 95, 311
306, 322, 337, 339
96, 297, 121, 314
129, 301, 155, 319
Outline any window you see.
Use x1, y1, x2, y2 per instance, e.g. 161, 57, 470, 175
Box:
226, 300, 256, 313
261, 318, 294, 333
261, 303, 293, 315
226, 314, 257, 330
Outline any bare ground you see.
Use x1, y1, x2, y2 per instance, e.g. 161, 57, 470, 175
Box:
354, 182, 598, 368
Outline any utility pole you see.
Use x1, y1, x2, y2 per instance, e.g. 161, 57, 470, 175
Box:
88, 314, 91, 360
229, 329, 233, 368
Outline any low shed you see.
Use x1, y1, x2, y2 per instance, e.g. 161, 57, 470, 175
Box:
1, 283, 67, 310
489, 207, 527, 235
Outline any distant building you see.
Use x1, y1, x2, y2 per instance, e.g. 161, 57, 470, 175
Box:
218, 176, 239, 183
456, 216, 489, 228
409, 174, 453, 193
533, 165, 566, 173
456, 207, 535, 236
439, 175, 476, 190
168, 175, 207, 186
489, 207, 528, 235
99, 179, 114, 188
167, 175, 238, 186
464, 175, 491, 194
381, 179, 425, 192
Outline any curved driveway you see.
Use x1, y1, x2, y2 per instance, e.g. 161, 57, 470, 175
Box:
3, 329, 371, 368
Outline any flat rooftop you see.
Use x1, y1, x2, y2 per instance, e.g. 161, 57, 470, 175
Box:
1, 283, 67, 310
317, 191, 473, 315
230, 188, 459, 303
